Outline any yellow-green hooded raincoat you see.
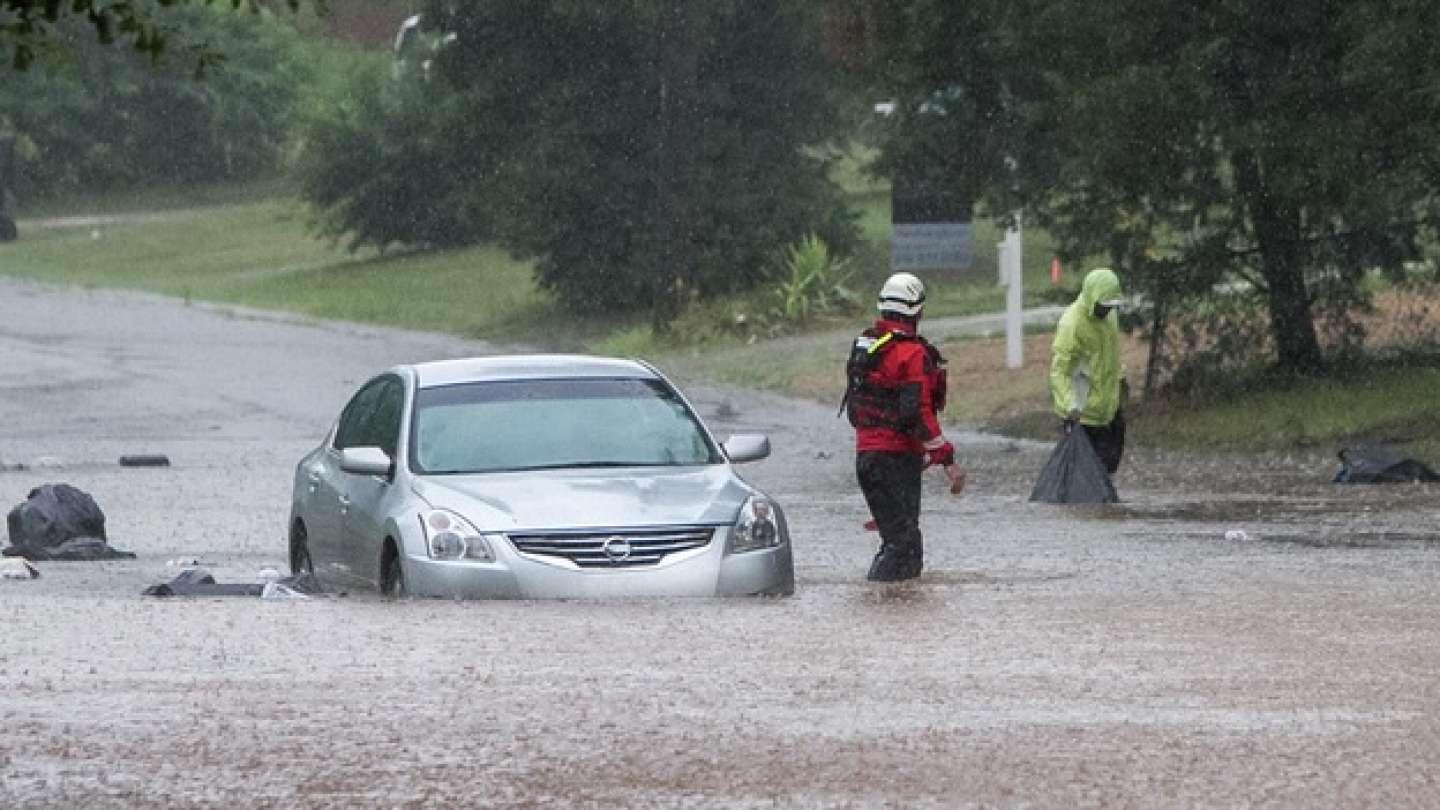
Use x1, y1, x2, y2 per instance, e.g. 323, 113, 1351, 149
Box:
1049, 267, 1125, 426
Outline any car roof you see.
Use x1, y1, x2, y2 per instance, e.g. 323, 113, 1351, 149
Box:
409, 354, 659, 389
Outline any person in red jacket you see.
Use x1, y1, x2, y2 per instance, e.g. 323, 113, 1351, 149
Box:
843, 272, 965, 582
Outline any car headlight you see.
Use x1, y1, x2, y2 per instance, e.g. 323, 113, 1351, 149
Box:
420, 509, 494, 561
729, 496, 782, 553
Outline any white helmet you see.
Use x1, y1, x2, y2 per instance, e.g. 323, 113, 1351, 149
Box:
877, 272, 925, 316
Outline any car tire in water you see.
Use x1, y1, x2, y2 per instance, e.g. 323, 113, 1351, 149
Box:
289, 520, 314, 576
381, 541, 406, 598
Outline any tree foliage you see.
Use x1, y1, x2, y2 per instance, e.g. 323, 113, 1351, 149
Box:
294, 53, 489, 251
862, 0, 1440, 372
0, 4, 312, 199
296, 0, 859, 321
1, 0, 301, 69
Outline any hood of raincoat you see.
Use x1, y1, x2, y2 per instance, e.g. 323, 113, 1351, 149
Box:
1078, 267, 1124, 311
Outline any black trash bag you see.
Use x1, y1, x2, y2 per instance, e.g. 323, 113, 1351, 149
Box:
1029, 427, 1120, 504
143, 568, 327, 598
3, 483, 136, 560
3, 536, 136, 561
1334, 447, 1440, 484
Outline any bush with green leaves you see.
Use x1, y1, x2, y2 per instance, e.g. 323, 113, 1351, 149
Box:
292, 53, 492, 252
772, 234, 858, 323
0, 3, 312, 201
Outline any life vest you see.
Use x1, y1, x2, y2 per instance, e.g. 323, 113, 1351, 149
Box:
841, 328, 947, 433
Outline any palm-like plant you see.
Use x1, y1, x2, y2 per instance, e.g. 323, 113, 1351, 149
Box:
773, 234, 857, 323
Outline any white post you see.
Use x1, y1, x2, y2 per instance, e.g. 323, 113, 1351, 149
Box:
1004, 213, 1023, 369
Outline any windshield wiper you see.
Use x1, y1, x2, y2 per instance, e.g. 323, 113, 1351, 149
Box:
508, 460, 667, 471
423, 460, 696, 475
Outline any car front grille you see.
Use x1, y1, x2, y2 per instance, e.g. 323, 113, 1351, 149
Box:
507, 528, 715, 569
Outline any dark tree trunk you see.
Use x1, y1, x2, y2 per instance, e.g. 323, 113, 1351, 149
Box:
1234, 150, 1325, 372
1142, 294, 1167, 400
651, 1, 699, 333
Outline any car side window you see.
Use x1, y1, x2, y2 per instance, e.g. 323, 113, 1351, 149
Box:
333, 379, 385, 451
366, 378, 405, 459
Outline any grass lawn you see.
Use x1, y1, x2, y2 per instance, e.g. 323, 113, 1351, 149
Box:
2, 198, 614, 346
1127, 366, 1440, 459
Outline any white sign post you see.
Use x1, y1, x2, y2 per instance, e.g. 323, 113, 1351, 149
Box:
999, 215, 1024, 369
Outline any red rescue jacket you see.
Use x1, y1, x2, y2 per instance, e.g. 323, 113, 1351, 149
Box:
844, 318, 947, 454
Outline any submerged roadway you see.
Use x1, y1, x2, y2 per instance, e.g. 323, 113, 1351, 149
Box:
1, 278, 1438, 808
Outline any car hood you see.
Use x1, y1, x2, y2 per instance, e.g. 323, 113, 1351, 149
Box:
410, 465, 755, 531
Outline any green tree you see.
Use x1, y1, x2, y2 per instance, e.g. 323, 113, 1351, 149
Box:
295, 52, 492, 251
0, 4, 312, 199
1, 0, 300, 69
300, 0, 859, 323
863, 0, 1440, 372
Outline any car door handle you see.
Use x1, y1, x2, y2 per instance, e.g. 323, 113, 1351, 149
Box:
337, 495, 351, 515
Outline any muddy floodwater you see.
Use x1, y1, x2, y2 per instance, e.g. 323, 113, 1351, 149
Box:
1, 279, 1439, 808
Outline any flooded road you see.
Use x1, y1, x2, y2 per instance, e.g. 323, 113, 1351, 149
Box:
1, 278, 1438, 808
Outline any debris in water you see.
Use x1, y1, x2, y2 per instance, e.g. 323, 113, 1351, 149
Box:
1, 558, 40, 579
119, 454, 171, 467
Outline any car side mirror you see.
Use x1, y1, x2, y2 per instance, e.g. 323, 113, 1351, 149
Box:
723, 434, 770, 463
340, 446, 393, 477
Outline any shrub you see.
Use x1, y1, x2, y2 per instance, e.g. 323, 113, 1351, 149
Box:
292, 54, 491, 252
772, 234, 859, 323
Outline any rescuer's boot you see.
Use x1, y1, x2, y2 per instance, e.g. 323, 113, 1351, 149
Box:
897, 543, 923, 580
866, 543, 909, 582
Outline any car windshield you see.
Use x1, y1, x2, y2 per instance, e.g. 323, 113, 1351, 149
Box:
411, 377, 721, 474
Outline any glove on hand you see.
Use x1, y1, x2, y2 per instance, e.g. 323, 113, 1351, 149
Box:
926, 441, 956, 468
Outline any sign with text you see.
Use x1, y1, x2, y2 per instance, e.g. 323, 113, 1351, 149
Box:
890, 180, 975, 274
891, 223, 973, 273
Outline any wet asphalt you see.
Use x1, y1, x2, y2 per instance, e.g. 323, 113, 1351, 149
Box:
1, 278, 1438, 808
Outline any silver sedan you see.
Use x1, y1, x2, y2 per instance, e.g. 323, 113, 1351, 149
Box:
287, 355, 794, 598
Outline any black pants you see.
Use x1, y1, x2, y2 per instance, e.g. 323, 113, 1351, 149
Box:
1083, 411, 1126, 475
856, 451, 924, 580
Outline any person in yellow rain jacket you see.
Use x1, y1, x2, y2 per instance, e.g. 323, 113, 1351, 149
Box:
1049, 267, 1128, 474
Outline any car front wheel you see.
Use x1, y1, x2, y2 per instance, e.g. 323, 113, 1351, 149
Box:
289, 520, 313, 576
380, 542, 406, 598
